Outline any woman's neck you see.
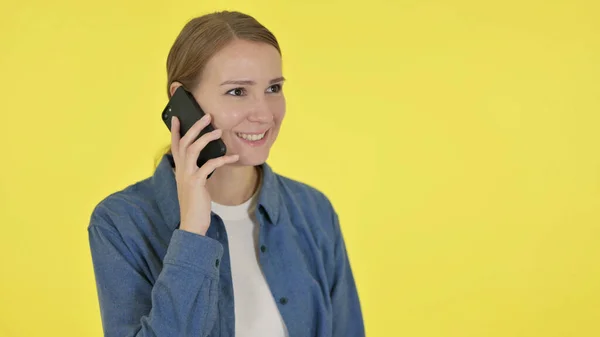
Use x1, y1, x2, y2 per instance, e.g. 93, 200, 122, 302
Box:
205, 164, 260, 206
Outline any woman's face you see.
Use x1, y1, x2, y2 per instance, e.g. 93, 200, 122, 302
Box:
185, 39, 285, 167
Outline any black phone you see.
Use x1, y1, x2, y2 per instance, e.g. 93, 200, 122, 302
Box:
161, 86, 227, 176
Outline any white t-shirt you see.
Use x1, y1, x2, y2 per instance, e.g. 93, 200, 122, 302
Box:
211, 191, 289, 337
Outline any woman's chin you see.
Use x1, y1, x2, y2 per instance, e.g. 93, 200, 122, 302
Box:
228, 151, 270, 167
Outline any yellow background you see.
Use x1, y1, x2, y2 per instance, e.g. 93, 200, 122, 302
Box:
1, 0, 599, 336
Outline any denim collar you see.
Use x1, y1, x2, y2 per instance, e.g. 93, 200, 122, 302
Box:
150, 154, 281, 230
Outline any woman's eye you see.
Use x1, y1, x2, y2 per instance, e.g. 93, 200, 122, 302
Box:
226, 88, 245, 96
267, 84, 282, 93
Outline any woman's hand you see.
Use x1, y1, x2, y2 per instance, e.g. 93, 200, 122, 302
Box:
170, 115, 239, 235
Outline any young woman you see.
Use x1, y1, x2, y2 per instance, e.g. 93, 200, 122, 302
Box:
88, 10, 365, 337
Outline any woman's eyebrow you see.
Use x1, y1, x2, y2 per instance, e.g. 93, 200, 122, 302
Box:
220, 76, 286, 86
269, 76, 286, 84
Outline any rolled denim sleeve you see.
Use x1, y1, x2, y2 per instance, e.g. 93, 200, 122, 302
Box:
88, 209, 223, 337
329, 209, 366, 337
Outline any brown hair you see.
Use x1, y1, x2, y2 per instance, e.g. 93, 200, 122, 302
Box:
155, 11, 281, 165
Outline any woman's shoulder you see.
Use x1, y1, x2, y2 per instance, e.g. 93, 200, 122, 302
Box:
267, 168, 339, 234
87, 176, 161, 235
260, 161, 331, 208
275, 173, 333, 210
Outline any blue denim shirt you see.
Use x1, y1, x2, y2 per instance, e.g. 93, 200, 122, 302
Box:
88, 154, 365, 337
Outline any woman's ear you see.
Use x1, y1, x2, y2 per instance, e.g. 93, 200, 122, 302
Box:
169, 81, 183, 98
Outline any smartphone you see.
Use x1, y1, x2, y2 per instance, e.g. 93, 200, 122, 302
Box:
161, 86, 227, 176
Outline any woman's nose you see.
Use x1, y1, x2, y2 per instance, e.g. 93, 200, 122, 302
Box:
247, 97, 273, 123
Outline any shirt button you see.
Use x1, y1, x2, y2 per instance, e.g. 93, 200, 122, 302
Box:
279, 297, 288, 305
260, 245, 267, 253
215, 259, 220, 267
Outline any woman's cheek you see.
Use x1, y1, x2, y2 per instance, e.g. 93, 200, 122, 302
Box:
272, 97, 286, 121
213, 110, 244, 130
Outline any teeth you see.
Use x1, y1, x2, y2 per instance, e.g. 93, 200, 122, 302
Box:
236, 132, 266, 141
